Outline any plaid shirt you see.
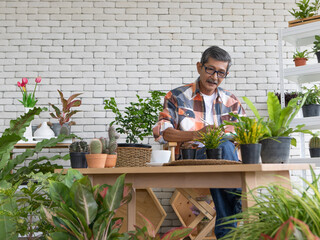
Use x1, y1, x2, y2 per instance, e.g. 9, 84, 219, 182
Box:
153, 78, 245, 144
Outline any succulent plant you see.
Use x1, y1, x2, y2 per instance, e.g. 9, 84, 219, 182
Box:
99, 137, 108, 154
69, 141, 89, 153
309, 134, 320, 149
89, 139, 103, 154
107, 125, 120, 154
60, 125, 70, 136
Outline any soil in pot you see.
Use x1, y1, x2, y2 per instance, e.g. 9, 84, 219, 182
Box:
260, 137, 291, 164
302, 104, 320, 117
181, 149, 197, 160
105, 154, 117, 168
310, 148, 320, 158
206, 148, 222, 159
86, 154, 107, 168
70, 152, 88, 168
240, 144, 261, 164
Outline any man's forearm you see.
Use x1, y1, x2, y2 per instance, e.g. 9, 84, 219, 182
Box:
162, 128, 199, 143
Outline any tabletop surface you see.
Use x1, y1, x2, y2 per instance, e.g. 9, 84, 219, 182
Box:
56, 163, 313, 174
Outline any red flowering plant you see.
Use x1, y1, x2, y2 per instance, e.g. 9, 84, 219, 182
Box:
17, 77, 41, 107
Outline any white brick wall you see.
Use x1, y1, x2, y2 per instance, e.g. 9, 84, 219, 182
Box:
1, 0, 316, 234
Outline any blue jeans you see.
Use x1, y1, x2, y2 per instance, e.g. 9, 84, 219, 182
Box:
196, 141, 242, 239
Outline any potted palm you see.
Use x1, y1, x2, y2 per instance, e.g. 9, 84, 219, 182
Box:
293, 49, 309, 66
69, 140, 89, 168
225, 114, 267, 164
104, 91, 165, 167
298, 85, 320, 117
196, 125, 226, 159
313, 34, 320, 62
243, 92, 311, 163
49, 90, 82, 137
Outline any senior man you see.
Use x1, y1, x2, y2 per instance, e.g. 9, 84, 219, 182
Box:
153, 46, 245, 238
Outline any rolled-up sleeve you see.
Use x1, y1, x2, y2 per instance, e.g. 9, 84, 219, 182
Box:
153, 91, 178, 144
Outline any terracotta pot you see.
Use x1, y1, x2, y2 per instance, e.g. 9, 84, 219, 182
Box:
105, 154, 117, 168
294, 58, 307, 67
86, 154, 107, 168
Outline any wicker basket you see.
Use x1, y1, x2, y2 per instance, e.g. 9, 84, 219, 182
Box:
116, 146, 152, 167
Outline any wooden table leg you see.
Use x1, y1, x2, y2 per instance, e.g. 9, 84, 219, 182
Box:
127, 188, 136, 231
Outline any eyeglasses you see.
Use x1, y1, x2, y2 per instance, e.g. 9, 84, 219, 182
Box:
203, 65, 227, 79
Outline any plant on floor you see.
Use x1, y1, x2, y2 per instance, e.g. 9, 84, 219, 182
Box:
243, 92, 311, 146
220, 166, 320, 240
104, 91, 166, 144
41, 172, 133, 240
289, 0, 320, 19
49, 90, 82, 135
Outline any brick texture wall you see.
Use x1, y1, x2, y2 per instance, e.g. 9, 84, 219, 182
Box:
1, 0, 313, 234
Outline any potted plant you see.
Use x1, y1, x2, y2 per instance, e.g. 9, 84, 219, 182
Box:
195, 125, 226, 159
288, 0, 320, 27
104, 90, 166, 167
313, 34, 320, 62
224, 114, 267, 164
243, 92, 311, 163
293, 49, 310, 66
180, 142, 199, 160
69, 140, 89, 168
298, 85, 320, 117
309, 132, 320, 157
275, 91, 298, 107
49, 90, 82, 136
99, 125, 120, 168
86, 138, 108, 168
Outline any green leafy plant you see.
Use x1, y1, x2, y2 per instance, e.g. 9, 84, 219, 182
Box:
289, 0, 320, 19
41, 171, 133, 240
293, 49, 310, 59
298, 85, 320, 105
104, 91, 166, 144
195, 125, 226, 149
224, 114, 267, 145
49, 90, 82, 126
221, 166, 320, 240
243, 92, 311, 146
313, 35, 320, 53
275, 91, 299, 107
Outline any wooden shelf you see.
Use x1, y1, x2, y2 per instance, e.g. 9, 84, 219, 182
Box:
283, 63, 320, 83
14, 142, 71, 149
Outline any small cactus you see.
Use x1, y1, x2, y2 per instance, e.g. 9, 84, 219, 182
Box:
69, 141, 89, 153
99, 137, 108, 154
107, 125, 120, 154
309, 136, 320, 149
59, 125, 70, 135
90, 139, 103, 154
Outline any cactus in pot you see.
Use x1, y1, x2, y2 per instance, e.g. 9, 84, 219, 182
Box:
86, 139, 107, 168
69, 140, 89, 168
309, 132, 320, 158
105, 126, 120, 168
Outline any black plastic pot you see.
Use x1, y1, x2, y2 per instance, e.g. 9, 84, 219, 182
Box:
260, 137, 291, 164
316, 51, 320, 63
181, 149, 197, 160
70, 152, 88, 168
302, 104, 320, 117
240, 144, 261, 164
206, 148, 222, 159
310, 148, 320, 158
117, 143, 151, 148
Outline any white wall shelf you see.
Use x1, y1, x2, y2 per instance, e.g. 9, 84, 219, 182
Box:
283, 63, 320, 84
290, 116, 320, 130
289, 157, 320, 167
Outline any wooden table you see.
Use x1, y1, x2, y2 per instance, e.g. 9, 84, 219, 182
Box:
14, 142, 71, 149
57, 163, 312, 231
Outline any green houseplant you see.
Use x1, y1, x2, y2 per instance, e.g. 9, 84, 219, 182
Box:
196, 125, 226, 159
224, 113, 267, 164
69, 140, 89, 168
243, 92, 311, 163
289, 0, 320, 20
293, 49, 309, 66
275, 91, 298, 107
313, 35, 320, 62
298, 85, 320, 117
104, 91, 165, 167
220, 167, 320, 240
49, 90, 82, 136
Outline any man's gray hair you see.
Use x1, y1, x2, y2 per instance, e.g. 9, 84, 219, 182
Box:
200, 46, 232, 71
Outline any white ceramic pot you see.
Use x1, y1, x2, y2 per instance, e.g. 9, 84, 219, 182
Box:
151, 150, 171, 163
23, 107, 33, 142
33, 122, 55, 140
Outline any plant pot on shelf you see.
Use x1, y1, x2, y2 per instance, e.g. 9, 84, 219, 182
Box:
206, 148, 222, 159
85, 154, 107, 168
310, 148, 320, 158
105, 154, 117, 168
70, 152, 88, 168
181, 149, 197, 160
260, 137, 291, 164
294, 58, 307, 67
302, 104, 320, 117
316, 51, 320, 63
240, 144, 261, 164
116, 143, 152, 167
51, 123, 71, 136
